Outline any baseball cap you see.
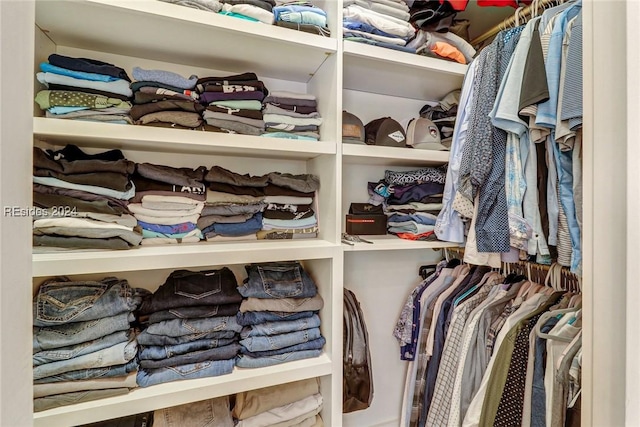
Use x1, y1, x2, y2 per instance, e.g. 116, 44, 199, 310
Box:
342, 111, 365, 144
364, 117, 407, 147
406, 117, 448, 150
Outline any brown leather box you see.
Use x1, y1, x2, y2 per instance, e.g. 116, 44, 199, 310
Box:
345, 203, 387, 235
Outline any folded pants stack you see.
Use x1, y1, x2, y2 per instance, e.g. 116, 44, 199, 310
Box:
368, 167, 447, 240
35, 53, 133, 124
273, 1, 330, 36
32, 277, 142, 412
130, 163, 207, 245
32, 145, 141, 250
136, 267, 243, 387
130, 66, 206, 129
236, 262, 325, 368
234, 378, 324, 427
262, 91, 323, 141
197, 72, 268, 135
342, 0, 416, 53
219, 0, 276, 23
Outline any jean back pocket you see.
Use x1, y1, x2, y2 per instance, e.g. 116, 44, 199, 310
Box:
257, 264, 304, 298
36, 281, 108, 324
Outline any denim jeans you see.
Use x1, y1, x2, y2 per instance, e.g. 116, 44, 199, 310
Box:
139, 337, 237, 360
140, 268, 241, 314
148, 304, 240, 324
33, 312, 134, 352
137, 359, 235, 387
145, 316, 242, 337
236, 310, 316, 326
137, 329, 237, 346
34, 277, 139, 327
238, 262, 317, 299
140, 343, 241, 369
240, 314, 320, 338
154, 396, 234, 427
33, 339, 137, 380
235, 349, 322, 368
208, 213, 263, 237
33, 329, 131, 367
240, 336, 325, 357
240, 327, 321, 352
34, 359, 138, 384
34, 388, 130, 412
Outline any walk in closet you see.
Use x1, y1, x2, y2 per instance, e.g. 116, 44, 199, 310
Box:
0, 0, 634, 426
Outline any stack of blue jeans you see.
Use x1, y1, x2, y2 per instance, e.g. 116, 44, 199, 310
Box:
136, 267, 243, 387
32, 277, 142, 412
236, 262, 326, 368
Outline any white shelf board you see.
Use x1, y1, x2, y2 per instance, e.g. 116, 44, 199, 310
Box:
33, 354, 332, 427
342, 143, 450, 166
33, 118, 336, 159
33, 240, 339, 277
342, 235, 460, 252
35, 0, 337, 83
342, 41, 467, 100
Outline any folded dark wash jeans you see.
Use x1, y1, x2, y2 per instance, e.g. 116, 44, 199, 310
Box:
139, 337, 237, 361
144, 315, 242, 337
136, 329, 237, 346
33, 277, 139, 327
34, 359, 138, 384
140, 267, 241, 314
236, 310, 316, 326
239, 261, 317, 299
77, 411, 154, 427
205, 165, 269, 187
205, 213, 262, 237
33, 329, 131, 367
267, 172, 320, 193
33, 312, 134, 352
240, 336, 325, 357
139, 342, 241, 369
148, 303, 241, 324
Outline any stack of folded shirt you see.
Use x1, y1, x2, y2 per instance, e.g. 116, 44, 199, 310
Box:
262, 91, 322, 140
32, 277, 142, 412
405, 29, 475, 64
367, 166, 446, 240
130, 163, 208, 245
32, 145, 141, 250
219, 0, 275, 24
137, 268, 243, 387
236, 262, 326, 368
233, 378, 325, 426
130, 67, 205, 129
342, 0, 415, 53
197, 73, 268, 135
35, 54, 133, 124
273, 0, 330, 36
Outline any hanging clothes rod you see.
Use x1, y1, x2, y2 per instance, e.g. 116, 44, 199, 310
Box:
470, 0, 559, 46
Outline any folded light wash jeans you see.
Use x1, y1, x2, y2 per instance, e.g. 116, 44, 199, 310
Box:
240, 314, 321, 338
240, 328, 321, 352
140, 343, 241, 369
145, 315, 242, 337
34, 359, 138, 384
137, 329, 236, 346
33, 329, 131, 366
237, 310, 316, 326
139, 337, 237, 360
241, 337, 325, 357
33, 339, 137, 380
236, 349, 322, 368
33, 277, 139, 327
33, 312, 134, 352
239, 262, 317, 299
154, 395, 234, 427
137, 358, 235, 387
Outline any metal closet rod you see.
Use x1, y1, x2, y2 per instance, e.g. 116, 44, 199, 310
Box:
470, 0, 560, 46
